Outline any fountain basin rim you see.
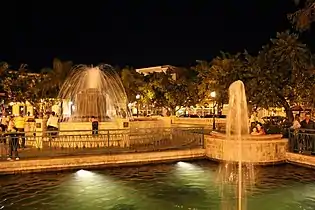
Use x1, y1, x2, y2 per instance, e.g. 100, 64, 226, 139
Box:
207, 157, 287, 165
210, 131, 283, 140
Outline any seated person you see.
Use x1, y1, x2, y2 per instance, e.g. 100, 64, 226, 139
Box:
251, 127, 259, 135
256, 123, 266, 135
47, 112, 59, 138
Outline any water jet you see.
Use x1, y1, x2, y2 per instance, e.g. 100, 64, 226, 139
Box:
57, 64, 130, 131
58, 64, 130, 122
206, 81, 287, 210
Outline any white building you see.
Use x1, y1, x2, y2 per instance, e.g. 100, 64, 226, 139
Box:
136, 65, 177, 80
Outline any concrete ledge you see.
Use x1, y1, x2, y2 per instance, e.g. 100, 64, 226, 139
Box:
3, 147, 315, 175
286, 152, 315, 168
207, 157, 286, 165
211, 132, 283, 141
0, 148, 205, 175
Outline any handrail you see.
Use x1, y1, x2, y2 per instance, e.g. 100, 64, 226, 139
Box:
0, 126, 205, 159
288, 128, 315, 133
0, 127, 205, 135
288, 128, 315, 155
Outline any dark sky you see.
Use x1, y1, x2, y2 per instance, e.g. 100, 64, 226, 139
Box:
0, 0, 305, 71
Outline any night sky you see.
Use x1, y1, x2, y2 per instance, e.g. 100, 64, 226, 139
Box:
0, 0, 309, 71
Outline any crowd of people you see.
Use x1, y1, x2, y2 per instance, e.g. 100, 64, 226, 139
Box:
0, 113, 30, 160
249, 112, 266, 135
290, 112, 315, 153
0, 111, 61, 160
250, 123, 266, 135
0, 111, 100, 161
1, 109, 315, 160
291, 112, 315, 130
249, 111, 315, 136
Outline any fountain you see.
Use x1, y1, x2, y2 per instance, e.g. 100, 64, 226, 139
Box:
218, 81, 254, 210
57, 64, 130, 130
204, 80, 288, 210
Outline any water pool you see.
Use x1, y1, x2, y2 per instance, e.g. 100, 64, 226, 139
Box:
0, 161, 315, 210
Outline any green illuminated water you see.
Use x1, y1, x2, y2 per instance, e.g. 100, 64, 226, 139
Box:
0, 161, 315, 210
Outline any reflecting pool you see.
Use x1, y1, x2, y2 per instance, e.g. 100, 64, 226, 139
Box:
1, 161, 315, 210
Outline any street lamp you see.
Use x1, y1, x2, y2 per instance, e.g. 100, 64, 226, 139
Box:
210, 91, 216, 130
136, 94, 140, 117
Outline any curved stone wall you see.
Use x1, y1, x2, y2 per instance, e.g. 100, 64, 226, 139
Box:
205, 133, 288, 164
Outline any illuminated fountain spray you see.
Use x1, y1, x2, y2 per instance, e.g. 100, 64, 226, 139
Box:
218, 80, 254, 210
58, 64, 130, 121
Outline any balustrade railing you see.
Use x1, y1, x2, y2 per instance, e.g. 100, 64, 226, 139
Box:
0, 127, 204, 159
288, 129, 315, 155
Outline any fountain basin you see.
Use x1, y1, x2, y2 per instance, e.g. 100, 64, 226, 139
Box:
205, 132, 288, 164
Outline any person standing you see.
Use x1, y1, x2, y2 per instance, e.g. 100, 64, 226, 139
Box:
291, 114, 301, 130
0, 124, 6, 144
91, 116, 99, 135
300, 112, 315, 153
291, 114, 301, 152
0, 113, 9, 131
47, 112, 59, 138
15, 114, 27, 148
7, 116, 19, 160
300, 113, 315, 129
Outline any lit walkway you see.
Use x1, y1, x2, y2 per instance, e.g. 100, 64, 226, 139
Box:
0, 148, 206, 175
0, 143, 203, 161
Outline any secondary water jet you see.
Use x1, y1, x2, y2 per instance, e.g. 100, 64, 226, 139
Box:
217, 80, 254, 210
210, 81, 287, 210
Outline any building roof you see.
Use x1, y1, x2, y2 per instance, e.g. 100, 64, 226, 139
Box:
135, 65, 176, 74
7, 70, 40, 77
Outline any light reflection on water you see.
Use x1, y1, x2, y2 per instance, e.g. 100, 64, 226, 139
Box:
0, 161, 315, 210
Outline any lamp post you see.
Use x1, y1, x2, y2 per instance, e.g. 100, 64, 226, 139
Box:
136, 94, 140, 117
210, 91, 216, 130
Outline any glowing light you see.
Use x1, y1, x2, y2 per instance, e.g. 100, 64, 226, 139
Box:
177, 161, 195, 169
210, 91, 216, 98
76, 169, 93, 177
136, 94, 140, 100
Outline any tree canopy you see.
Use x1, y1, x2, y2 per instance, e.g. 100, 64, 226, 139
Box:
195, 31, 315, 121
120, 67, 199, 114
0, 58, 73, 112
1, 3, 315, 120
289, 0, 315, 31
145, 68, 199, 113
120, 66, 145, 102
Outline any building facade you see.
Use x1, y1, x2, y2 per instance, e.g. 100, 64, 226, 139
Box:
136, 65, 177, 80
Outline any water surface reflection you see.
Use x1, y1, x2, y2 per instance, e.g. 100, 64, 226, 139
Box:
0, 161, 315, 210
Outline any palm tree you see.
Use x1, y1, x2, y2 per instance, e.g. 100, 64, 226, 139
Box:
0, 62, 9, 94
288, 0, 315, 31
41, 58, 73, 98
